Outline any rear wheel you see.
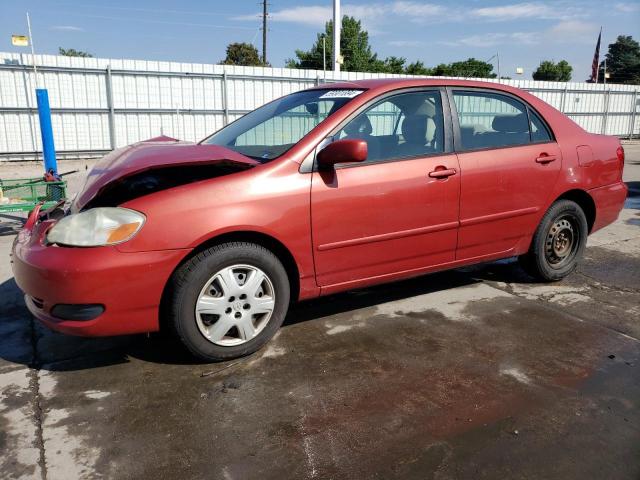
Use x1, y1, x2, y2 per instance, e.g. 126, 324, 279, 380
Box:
167, 242, 290, 361
519, 200, 588, 281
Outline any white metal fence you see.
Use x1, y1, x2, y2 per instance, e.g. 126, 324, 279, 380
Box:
1, 52, 639, 160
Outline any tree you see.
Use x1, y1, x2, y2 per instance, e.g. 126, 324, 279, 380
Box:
431, 58, 496, 78
532, 60, 572, 81
221, 42, 266, 66
58, 47, 93, 57
375, 56, 407, 74
286, 16, 380, 72
405, 60, 433, 76
287, 16, 502, 77
599, 35, 640, 85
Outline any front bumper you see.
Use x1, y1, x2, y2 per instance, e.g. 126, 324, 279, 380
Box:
11, 215, 190, 336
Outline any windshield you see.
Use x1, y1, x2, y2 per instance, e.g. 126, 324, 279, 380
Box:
202, 89, 364, 161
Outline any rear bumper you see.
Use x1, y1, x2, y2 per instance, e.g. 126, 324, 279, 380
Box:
590, 181, 628, 233
11, 219, 190, 336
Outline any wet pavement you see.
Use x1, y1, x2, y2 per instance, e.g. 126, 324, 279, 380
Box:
1, 146, 639, 479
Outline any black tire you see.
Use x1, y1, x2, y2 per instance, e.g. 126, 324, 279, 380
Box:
519, 200, 588, 282
167, 242, 290, 362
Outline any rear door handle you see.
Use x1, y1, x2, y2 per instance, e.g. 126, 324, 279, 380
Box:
535, 154, 557, 164
428, 168, 457, 179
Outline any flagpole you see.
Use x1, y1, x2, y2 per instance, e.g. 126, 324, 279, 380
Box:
25, 12, 58, 174
590, 26, 602, 84
26, 12, 39, 86
596, 27, 602, 84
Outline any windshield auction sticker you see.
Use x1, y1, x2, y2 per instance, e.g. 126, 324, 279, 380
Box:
319, 90, 363, 99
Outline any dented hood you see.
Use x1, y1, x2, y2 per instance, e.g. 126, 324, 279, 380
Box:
74, 137, 258, 209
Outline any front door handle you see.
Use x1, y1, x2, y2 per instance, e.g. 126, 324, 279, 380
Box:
535, 154, 557, 164
429, 167, 457, 179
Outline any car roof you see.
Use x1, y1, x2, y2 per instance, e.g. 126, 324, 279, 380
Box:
310, 78, 525, 96
306, 77, 585, 139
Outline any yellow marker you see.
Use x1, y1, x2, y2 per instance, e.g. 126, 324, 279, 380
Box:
11, 35, 29, 46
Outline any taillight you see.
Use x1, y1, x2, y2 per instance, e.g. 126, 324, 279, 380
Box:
617, 145, 625, 177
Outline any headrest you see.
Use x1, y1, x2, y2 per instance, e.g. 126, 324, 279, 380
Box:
344, 114, 372, 136
402, 115, 428, 144
414, 100, 436, 117
492, 113, 529, 133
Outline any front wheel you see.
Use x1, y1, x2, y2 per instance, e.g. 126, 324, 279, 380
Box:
519, 200, 588, 282
167, 242, 290, 362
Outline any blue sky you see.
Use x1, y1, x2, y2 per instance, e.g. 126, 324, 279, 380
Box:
1, 0, 639, 81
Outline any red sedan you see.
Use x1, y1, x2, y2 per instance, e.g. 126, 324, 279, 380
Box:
11, 79, 627, 361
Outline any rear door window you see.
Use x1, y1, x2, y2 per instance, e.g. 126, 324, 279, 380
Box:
453, 91, 532, 150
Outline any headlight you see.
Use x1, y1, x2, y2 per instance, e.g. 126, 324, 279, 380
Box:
47, 207, 145, 247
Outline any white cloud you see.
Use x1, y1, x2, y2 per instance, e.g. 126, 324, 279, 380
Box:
271, 6, 332, 26
234, 2, 447, 28
471, 3, 554, 20
547, 20, 599, 44
469, 2, 584, 21
391, 2, 447, 17
234, 4, 386, 28
50, 25, 84, 32
614, 2, 640, 12
233, 1, 595, 37
344, 4, 391, 21
234, 6, 330, 27
510, 32, 539, 45
441, 32, 538, 48
440, 19, 599, 49
388, 39, 424, 47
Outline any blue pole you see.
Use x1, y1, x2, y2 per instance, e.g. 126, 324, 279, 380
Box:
35, 88, 57, 174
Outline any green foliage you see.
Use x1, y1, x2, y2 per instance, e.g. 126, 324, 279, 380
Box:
405, 61, 433, 76
373, 56, 407, 74
286, 16, 380, 72
600, 35, 640, 85
532, 60, 572, 82
430, 58, 496, 78
287, 17, 497, 78
58, 47, 93, 57
221, 42, 267, 67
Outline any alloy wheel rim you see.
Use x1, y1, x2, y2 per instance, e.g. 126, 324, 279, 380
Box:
195, 264, 275, 346
544, 216, 578, 268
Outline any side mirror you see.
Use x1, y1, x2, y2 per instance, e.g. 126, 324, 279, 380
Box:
317, 139, 368, 169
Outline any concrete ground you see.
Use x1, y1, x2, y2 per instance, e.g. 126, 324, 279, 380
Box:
1, 143, 639, 480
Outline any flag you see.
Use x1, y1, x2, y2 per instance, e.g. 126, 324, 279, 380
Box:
11, 35, 29, 47
588, 28, 602, 83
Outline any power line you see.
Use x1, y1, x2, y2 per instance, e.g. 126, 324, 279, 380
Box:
49, 2, 236, 17
38, 10, 256, 30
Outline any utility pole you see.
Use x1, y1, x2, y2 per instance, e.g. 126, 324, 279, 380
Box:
322, 35, 326, 73
333, 0, 341, 72
261, 0, 268, 65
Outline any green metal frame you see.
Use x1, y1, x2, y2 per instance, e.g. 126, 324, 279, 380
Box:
0, 177, 67, 213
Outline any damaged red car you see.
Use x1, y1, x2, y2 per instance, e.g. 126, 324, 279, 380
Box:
11, 79, 627, 361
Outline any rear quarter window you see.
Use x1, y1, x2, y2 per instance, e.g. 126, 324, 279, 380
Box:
529, 108, 552, 143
